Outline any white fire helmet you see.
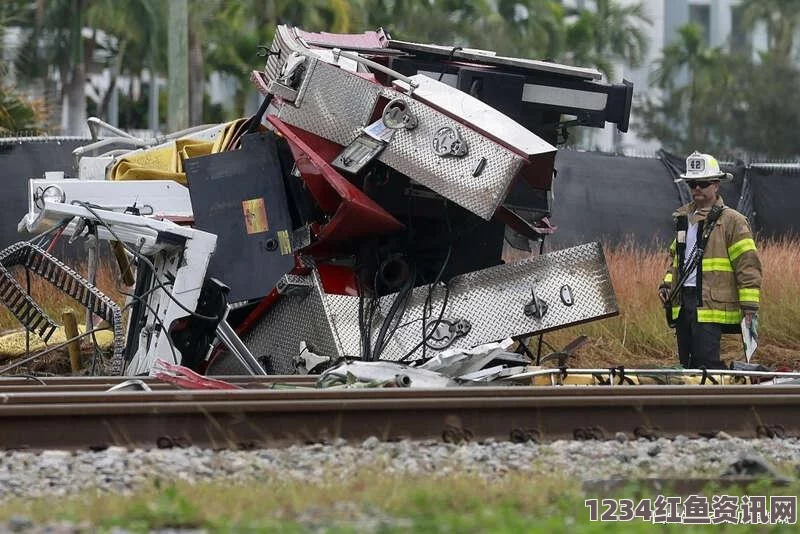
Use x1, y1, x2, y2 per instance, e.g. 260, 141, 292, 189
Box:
677, 151, 732, 182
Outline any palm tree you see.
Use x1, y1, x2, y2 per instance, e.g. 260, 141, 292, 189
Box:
738, 0, 800, 62
0, 86, 41, 134
361, 0, 481, 46
86, 0, 164, 126
360, 0, 566, 60
200, 0, 356, 121
0, 2, 43, 133
564, 0, 651, 78
733, 53, 800, 157
639, 24, 734, 154
12, 0, 90, 135
493, 0, 566, 58
651, 24, 716, 89
268, 0, 354, 32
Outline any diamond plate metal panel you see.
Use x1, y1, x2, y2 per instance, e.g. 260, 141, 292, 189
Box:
375, 88, 524, 219
276, 60, 381, 146
239, 242, 617, 372
274, 60, 527, 220
323, 241, 617, 361
237, 272, 345, 374
265, 25, 301, 84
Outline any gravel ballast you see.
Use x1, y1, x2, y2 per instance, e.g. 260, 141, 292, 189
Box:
0, 436, 797, 499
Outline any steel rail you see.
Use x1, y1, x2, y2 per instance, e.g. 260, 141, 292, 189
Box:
0, 387, 798, 450
0, 375, 317, 394
0, 384, 799, 401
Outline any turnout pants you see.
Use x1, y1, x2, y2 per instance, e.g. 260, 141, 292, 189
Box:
676, 287, 725, 369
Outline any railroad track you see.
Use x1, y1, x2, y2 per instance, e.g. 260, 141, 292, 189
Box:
0, 378, 799, 450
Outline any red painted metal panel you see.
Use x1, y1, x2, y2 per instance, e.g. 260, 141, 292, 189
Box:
269, 116, 404, 255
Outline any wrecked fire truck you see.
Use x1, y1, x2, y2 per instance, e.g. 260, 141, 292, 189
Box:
1, 26, 632, 379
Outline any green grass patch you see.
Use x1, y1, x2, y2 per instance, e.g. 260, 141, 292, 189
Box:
0, 470, 797, 532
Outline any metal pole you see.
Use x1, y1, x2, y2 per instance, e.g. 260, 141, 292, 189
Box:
84, 231, 98, 333
168, 0, 189, 132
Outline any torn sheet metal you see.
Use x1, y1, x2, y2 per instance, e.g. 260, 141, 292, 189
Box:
392, 75, 555, 159
294, 27, 391, 51
421, 338, 530, 378
275, 58, 382, 143
387, 39, 602, 80
269, 117, 405, 252
234, 270, 343, 375
265, 37, 555, 220
458, 365, 529, 382
373, 84, 547, 219
20, 179, 193, 234
318, 360, 454, 388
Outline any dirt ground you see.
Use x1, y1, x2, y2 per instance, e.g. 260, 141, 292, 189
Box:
0, 327, 113, 376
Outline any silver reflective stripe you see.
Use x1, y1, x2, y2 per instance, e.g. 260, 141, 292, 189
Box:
522, 84, 608, 110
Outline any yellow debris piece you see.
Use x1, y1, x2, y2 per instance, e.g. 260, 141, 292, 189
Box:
0, 326, 114, 359
532, 374, 595, 386
109, 118, 250, 185
530, 371, 749, 386
112, 143, 188, 184
668, 374, 749, 386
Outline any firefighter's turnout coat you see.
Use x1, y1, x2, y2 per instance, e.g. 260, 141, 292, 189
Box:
660, 196, 762, 329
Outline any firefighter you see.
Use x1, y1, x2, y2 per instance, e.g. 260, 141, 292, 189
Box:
658, 151, 762, 369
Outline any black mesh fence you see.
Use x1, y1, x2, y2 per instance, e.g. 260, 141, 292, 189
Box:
0, 137, 89, 249
746, 164, 800, 239
546, 150, 677, 249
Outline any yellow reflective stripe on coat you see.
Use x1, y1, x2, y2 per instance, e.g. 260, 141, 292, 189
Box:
728, 238, 757, 261
701, 257, 733, 272
697, 308, 741, 324
671, 306, 680, 320
739, 288, 760, 303
664, 273, 673, 283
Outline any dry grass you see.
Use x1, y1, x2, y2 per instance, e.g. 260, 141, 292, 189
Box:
534, 238, 800, 370
0, 255, 124, 372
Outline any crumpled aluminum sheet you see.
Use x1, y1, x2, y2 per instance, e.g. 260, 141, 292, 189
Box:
276, 59, 382, 145
318, 361, 454, 388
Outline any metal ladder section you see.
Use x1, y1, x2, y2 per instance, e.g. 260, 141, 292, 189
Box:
0, 242, 125, 374
0, 263, 58, 340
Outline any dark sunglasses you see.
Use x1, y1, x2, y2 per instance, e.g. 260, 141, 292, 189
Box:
687, 180, 717, 189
